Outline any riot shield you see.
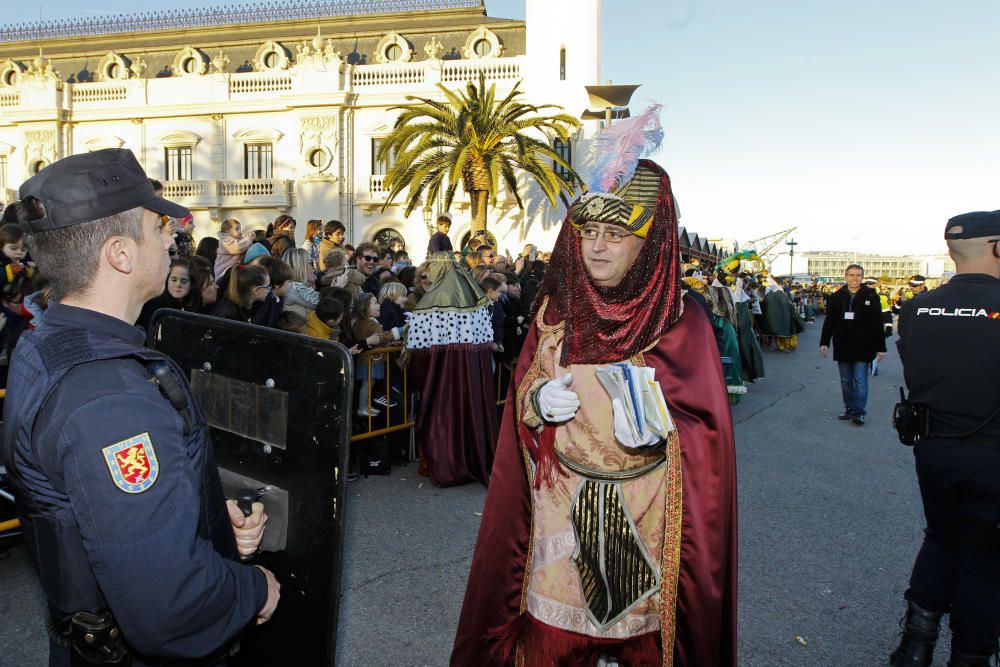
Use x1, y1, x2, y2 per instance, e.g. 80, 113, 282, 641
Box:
148, 311, 352, 666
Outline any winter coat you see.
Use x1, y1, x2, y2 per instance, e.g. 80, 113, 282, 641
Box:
214, 231, 256, 279
283, 282, 320, 318
819, 285, 887, 362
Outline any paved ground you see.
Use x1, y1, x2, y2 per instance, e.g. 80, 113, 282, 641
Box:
1, 317, 934, 666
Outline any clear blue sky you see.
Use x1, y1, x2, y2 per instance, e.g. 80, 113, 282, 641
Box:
4, 0, 998, 257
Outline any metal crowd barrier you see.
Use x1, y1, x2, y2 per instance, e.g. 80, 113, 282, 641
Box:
349, 348, 513, 445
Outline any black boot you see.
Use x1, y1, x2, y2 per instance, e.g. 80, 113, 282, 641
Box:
889, 601, 944, 666
948, 648, 992, 667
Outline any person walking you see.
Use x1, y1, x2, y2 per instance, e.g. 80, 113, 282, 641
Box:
819, 263, 886, 425
889, 210, 1000, 667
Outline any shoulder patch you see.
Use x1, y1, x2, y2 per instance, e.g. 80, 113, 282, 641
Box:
102, 433, 159, 494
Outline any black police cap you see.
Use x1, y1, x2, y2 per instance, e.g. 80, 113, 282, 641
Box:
18, 148, 189, 233
944, 210, 1000, 240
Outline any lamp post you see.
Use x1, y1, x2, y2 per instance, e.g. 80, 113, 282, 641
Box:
422, 204, 434, 237
785, 238, 798, 277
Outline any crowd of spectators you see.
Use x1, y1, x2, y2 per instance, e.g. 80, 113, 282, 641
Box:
0, 193, 552, 430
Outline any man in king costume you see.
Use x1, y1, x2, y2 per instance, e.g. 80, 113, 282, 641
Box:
451, 107, 738, 666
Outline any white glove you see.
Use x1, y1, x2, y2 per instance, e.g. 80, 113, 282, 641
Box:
536, 373, 579, 423
612, 398, 661, 449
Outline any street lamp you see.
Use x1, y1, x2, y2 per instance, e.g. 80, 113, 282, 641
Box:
785, 238, 798, 276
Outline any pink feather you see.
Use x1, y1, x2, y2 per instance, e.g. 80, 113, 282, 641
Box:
587, 104, 664, 192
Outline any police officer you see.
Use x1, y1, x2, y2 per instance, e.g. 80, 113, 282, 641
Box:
890, 210, 1000, 667
2, 149, 280, 665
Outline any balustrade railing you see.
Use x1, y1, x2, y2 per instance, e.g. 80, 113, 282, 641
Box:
369, 174, 387, 194
163, 179, 289, 206
442, 59, 520, 83
71, 83, 129, 104
230, 73, 292, 95
0, 90, 21, 107
352, 62, 426, 88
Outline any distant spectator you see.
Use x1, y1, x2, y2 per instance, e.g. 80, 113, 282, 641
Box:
317, 220, 346, 271
253, 256, 293, 328
471, 265, 490, 284
282, 249, 320, 318
377, 282, 407, 341
427, 215, 453, 255
466, 251, 483, 269
276, 310, 309, 335
301, 219, 324, 265
478, 246, 497, 268
305, 297, 344, 341
188, 260, 218, 313
195, 236, 219, 266
214, 218, 256, 280
137, 259, 201, 330
354, 241, 382, 295
392, 250, 412, 274
320, 248, 348, 287
211, 265, 270, 322
265, 215, 297, 259
377, 248, 394, 270
481, 276, 504, 353
0, 223, 35, 288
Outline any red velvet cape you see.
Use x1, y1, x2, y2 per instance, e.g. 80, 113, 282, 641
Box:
450, 295, 738, 666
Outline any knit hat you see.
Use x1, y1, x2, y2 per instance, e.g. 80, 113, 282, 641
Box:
244, 243, 270, 263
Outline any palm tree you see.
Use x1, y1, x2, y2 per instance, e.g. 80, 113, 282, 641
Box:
378, 74, 583, 236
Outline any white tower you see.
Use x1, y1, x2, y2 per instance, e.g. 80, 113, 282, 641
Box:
524, 0, 601, 111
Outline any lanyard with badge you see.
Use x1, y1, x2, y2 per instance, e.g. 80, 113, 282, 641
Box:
845, 292, 856, 320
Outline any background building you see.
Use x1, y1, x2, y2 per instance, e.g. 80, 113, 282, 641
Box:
0, 0, 609, 255
805, 251, 955, 285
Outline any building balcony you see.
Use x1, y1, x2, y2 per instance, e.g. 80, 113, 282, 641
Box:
163, 178, 292, 212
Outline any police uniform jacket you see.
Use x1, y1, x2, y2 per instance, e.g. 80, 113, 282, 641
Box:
3, 304, 267, 662
898, 273, 1000, 443
819, 284, 886, 362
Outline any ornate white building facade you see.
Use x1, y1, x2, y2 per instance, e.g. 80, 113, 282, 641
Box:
0, 0, 602, 255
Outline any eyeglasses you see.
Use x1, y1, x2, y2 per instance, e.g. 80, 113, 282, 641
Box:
361, 255, 378, 262
579, 227, 630, 243
255, 284, 273, 292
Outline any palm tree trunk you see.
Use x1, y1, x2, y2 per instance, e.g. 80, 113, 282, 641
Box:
465, 154, 491, 235
470, 191, 488, 235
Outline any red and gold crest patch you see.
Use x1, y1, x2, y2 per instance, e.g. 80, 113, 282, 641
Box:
102, 433, 159, 494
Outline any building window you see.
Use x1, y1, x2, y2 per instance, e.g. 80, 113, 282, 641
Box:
164, 146, 192, 181
553, 138, 572, 180
30, 159, 48, 175
559, 47, 566, 81
373, 227, 405, 250
384, 43, 403, 62
244, 143, 273, 179
371, 138, 396, 176
474, 39, 491, 57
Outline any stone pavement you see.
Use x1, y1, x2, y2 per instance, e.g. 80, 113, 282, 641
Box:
0, 317, 934, 666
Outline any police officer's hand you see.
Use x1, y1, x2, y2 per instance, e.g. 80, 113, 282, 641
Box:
226, 499, 268, 556
254, 566, 281, 625
819, 345, 829, 358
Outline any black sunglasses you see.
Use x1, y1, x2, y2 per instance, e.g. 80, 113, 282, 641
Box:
361, 255, 378, 262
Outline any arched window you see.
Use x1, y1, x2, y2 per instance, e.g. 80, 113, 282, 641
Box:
459, 230, 497, 252
373, 227, 405, 250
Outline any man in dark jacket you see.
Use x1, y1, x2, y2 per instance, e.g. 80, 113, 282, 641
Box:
819, 263, 886, 425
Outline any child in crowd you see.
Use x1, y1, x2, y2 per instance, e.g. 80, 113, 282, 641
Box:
187, 258, 218, 313
282, 247, 320, 318
0, 223, 35, 288
391, 251, 411, 274
317, 220, 346, 271
173, 215, 196, 259
253, 256, 294, 328
277, 310, 309, 335
351, 292, 395, 416
471, 264, 490, 284
137, 259, 201, 330
214, 218, 256, 279
305, 297, 345, 341
320, 248, 348, 288
265, 215, 296, 259
480, 276, 505, 354
195, 237, 219, 266
211, 265, 270, 322
377, 282, 408, 340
